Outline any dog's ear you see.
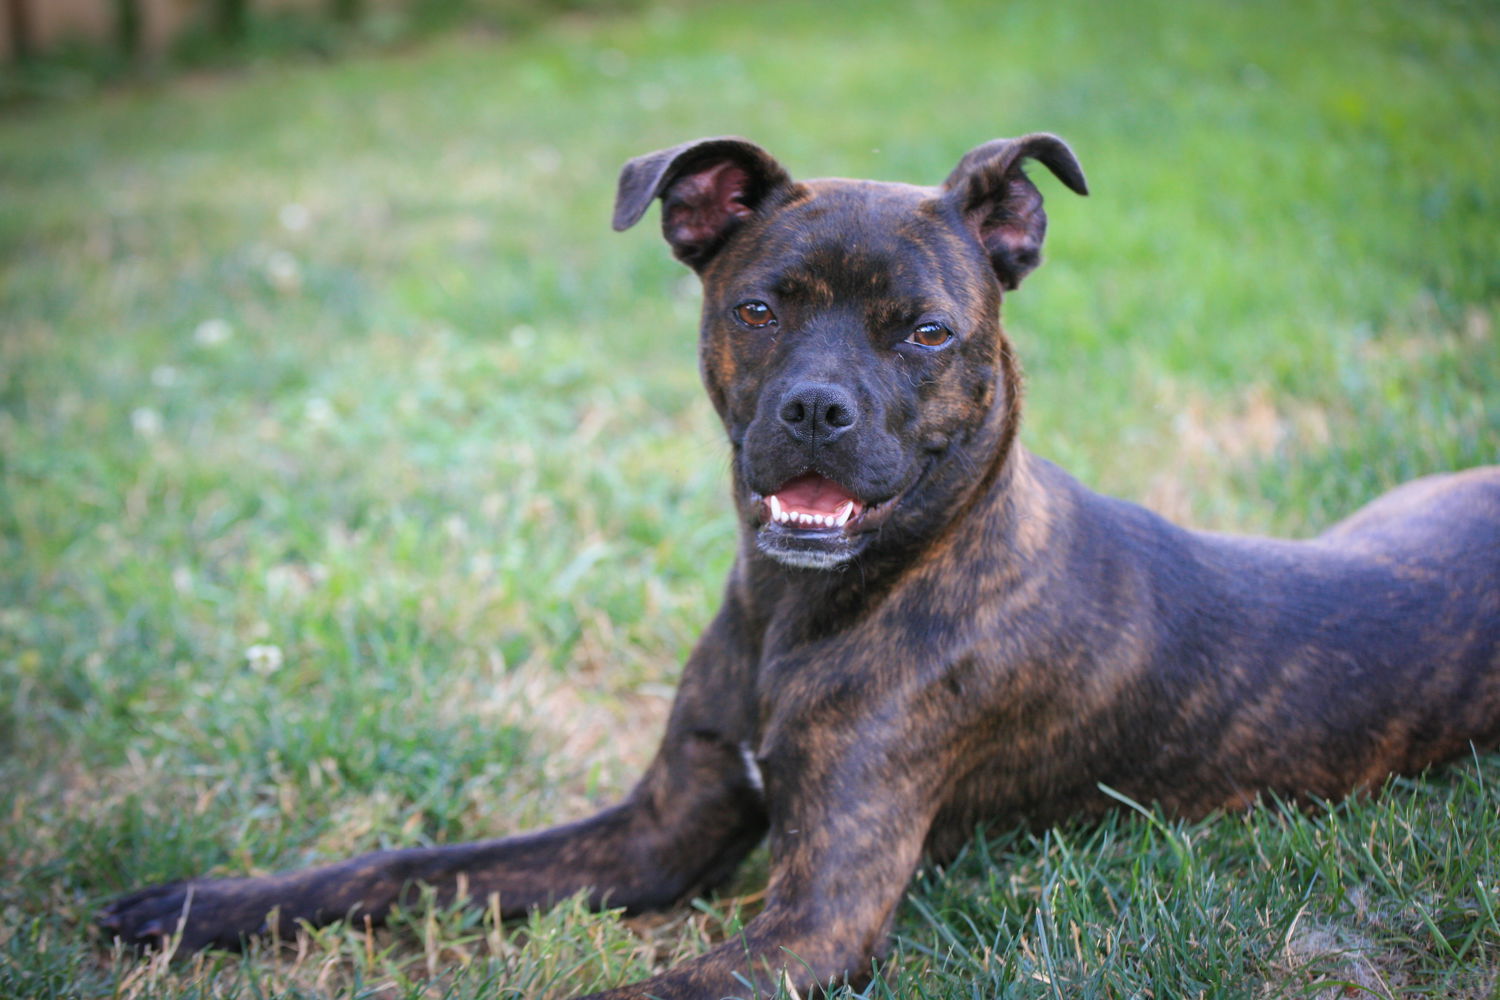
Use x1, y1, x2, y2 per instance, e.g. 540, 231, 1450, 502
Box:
613, 137, 791, 270
942, 133, 1088, 290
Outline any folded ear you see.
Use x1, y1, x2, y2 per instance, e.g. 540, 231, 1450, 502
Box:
612, 137, 792, 270
942, 133, 1088, 290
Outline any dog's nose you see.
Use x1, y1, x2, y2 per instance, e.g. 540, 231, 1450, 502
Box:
778, 382, 857, 444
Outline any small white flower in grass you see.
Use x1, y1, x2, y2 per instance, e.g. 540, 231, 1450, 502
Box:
265, 250, 301, 293
130, 407, 162, 437
246, 643, 283, 675
150, 365, 179, 388
278, 202, 311, 233
304, 396, 335, 427
193, 318, 232, 346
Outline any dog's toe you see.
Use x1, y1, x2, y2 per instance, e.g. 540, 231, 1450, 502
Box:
97, 882, 194, 948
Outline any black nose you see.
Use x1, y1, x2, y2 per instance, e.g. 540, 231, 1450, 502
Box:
778, 381, 857, 444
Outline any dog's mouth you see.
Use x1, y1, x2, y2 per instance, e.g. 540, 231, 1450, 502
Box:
760, 473, 866, 532
749, 472, 902, 569
747, 455, 942, 569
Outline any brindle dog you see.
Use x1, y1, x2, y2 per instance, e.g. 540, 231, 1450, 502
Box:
101, 135, 1500, 998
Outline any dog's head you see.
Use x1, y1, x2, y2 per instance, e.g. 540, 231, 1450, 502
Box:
614, 136, 1086, 570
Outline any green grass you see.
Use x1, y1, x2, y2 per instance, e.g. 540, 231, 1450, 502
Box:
2, 0, 1498, 996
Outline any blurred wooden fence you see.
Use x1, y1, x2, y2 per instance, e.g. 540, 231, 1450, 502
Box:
2, 0, 372, 62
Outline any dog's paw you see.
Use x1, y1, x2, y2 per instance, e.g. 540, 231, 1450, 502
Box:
97, 878, 274, 953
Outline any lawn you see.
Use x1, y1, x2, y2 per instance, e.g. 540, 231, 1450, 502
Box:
2, 0, 1498, 997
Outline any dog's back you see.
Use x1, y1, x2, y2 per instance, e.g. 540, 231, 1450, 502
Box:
1319, 465, 1500, 558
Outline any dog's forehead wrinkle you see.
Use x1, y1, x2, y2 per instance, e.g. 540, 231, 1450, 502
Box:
777, 243, 959, 320
771, 267, 838, 309
775, 183, 943, 251
726, 186, 984, 325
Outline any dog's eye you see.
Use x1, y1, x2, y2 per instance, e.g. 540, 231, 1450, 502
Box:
906, 322, 953, 349
734, 301, 777, 329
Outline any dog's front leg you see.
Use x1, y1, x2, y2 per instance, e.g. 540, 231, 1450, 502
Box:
99, 606, 767, 952
580, 710, 940, 1000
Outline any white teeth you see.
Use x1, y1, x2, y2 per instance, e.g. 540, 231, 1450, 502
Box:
767, 496, 857, 530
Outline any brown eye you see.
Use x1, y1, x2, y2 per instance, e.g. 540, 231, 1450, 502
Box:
734, 301, 777, 328
906, 322, 953, 348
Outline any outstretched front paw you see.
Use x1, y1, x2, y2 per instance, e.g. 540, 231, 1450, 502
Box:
97, 877, 279, 953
